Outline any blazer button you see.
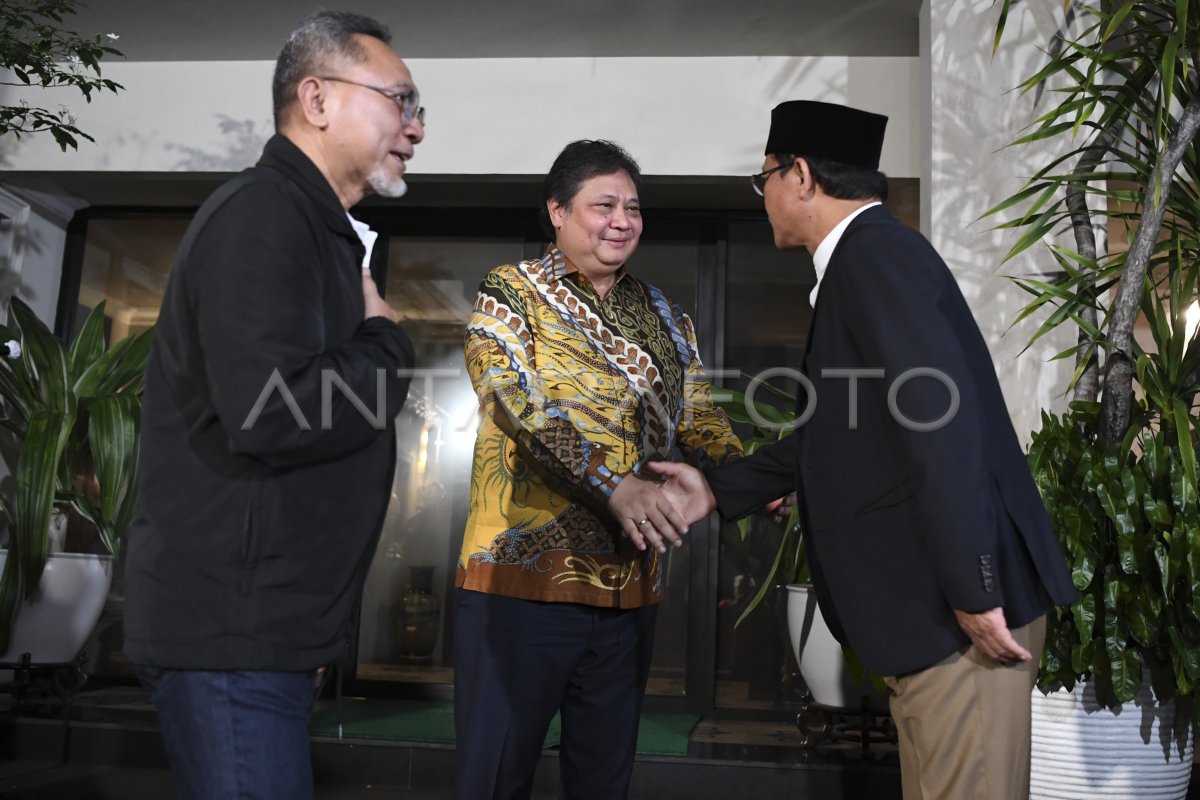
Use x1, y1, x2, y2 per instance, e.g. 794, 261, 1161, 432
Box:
979, 554, 995, 592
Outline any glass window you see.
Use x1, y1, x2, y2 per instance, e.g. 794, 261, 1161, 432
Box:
355, 236, 524, 684
74, 218, 186, 341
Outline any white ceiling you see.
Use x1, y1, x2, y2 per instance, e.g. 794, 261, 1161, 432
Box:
70, 0, 922, 61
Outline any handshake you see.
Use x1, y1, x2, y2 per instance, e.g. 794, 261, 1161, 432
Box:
606, 462, 792, 554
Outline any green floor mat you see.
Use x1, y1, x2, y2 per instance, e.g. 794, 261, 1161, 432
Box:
310, 698, 459, 745
634, 712, 699, 756
309, 700, 696, 756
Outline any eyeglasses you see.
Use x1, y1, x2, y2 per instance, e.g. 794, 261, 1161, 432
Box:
750, 158, 796, 196
319, 76, 425, 126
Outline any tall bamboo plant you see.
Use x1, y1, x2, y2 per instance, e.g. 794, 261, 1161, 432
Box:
0, 298, 151, 655
990, 0, 1200, 720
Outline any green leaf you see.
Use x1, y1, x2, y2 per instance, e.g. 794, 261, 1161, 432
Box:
1190, 527, 1200, 613
1153, 541, 1171, 602
978, 181, 1055, 221
74, 327, 153, 398
1179, 0, 1191, 75
736, 516, 750, 542
1125, 593, 1156, 647
1072, 543, 1097, 590
1168, 626, 1200, 682
1144, 495, 1172, 528
87, 394, 138, 554
1096, 479, 1137, 543
1071, 640, 1095, 676
1101, 2, 1135, 43
1170, 400, 1198, 498
734, 542, 786, 629
12, 408, 71, 598
1110, 648, 1142, 703
1143, 432, 1167, 483
1170, 447, 1198, 516
10, 297, 70, 413
1073, 591, 1096, 641
1001, 207, 1060, 262
67, 301, 107, 384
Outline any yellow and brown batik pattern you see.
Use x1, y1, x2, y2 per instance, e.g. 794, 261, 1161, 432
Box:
458, 247, 742, 608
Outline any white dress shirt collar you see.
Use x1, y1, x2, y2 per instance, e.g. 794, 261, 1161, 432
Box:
809, 201, 882, 308
346, 213, 379, 272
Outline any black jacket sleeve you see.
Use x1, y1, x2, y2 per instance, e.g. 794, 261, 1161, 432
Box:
704, 432, 799, 521
187, 181, 414, 470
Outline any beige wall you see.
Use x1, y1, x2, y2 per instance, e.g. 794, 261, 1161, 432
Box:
3, 31, 1078, 446
1, 56, 920, 178
922, 0, 1078, 440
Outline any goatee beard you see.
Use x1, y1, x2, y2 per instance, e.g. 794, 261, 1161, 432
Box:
368, 169, 408, 199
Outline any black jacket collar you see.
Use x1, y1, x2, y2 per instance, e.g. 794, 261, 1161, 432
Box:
257, 133, 358, 240
843, 202, 895, 235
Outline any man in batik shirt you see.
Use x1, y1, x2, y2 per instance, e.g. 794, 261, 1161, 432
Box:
454, 140, 741, 800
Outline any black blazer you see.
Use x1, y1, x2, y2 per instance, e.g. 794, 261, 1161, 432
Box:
706, 205, 1075, 676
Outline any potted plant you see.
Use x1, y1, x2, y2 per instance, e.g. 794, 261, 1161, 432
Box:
0, 297, 152, 664
991, 0, 1199, 795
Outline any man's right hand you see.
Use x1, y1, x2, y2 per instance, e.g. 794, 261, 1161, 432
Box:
953, 606, 1032, 664
647, 461, 717, 525
362, 271, 398, 322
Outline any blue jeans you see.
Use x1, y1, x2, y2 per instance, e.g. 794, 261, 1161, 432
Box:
133, 665, 317, 800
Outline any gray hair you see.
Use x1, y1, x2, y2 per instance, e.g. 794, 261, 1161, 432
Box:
272, 11, 392, 129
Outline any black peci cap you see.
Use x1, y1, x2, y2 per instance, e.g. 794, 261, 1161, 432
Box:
764, 100, 888, 170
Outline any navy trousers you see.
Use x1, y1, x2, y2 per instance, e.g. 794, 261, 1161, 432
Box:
453, 589, 659, 800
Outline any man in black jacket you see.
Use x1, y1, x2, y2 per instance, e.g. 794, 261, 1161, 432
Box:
651, 101, 1075, 800
123, 11, 423, 798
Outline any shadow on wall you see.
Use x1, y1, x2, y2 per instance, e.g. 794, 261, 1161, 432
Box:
0, 82, 19, 169
930, 0, 1079, 426
0, 137, 15, 170
755, 58, 841, 168
167, 115, 272, 172
0, 219, 41, 310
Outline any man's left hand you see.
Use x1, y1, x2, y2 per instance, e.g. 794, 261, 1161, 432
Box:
608, 474, 688, 554
953, 606, 1032, 664
762, 492, 795, 524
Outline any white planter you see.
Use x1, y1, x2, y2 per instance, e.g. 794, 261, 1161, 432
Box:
1030, 676, 1195, 799
0, 550, 115, 666
786, 583, 889, 710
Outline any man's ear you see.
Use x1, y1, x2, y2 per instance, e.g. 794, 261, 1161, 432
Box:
294, 77, 331, 129
792, 158, 817, 200
547, 199, 566, 229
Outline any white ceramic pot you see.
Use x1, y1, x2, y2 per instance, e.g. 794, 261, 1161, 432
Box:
786, 583, 889, 710
1030, 675, 1195, 799
0, 550, 115, 665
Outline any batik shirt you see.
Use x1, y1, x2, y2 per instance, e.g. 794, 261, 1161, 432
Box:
458, 247, 742, 608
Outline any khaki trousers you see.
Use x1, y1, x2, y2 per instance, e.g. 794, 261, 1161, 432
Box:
883, 616, 1046, 800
